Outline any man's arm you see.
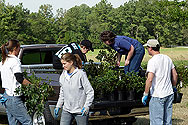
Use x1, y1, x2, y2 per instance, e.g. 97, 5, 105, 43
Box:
171, 68, 178, 86
125, 45, 134, 66
144, 72, 154, 94
142, 72, 154, 105
116, 53, 122, 66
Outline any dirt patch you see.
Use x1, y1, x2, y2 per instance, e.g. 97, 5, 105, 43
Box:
133, 87, 188, 125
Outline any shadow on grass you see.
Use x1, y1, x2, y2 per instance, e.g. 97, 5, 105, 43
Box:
0, 115, 8, 124
133, 118, 185, 125
133, 118, 150, 125
172, 118, 184, 125
0, 115, 185, 125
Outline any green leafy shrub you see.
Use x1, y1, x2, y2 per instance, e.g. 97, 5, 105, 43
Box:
84, 48, 146, 100
15, 72, 55, 115
118, 72, 146, 93
175, 64, 188, 92
84, 61, 120, 99
95, 47, 117, 66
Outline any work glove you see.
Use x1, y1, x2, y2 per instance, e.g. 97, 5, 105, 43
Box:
81, 107, 89, 116
173, 86, 177, 93
142, 92, 148, 106
54, 107, 60, 118
0, 94, 7, 105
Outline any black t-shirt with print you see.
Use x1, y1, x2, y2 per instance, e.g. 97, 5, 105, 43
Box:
53, 42, 86, 69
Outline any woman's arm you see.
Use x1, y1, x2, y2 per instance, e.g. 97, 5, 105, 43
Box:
56, 86, 64, 108
22, 79, 31, 86
82, 73, 94, 108
15, 73, 31, 86
56, 73, 64, 108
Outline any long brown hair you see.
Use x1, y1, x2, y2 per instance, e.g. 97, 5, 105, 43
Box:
1, 39, 20, 64
61, 53, 82, 69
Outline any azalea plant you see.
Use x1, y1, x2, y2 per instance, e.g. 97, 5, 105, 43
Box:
15, 72, 54, 115
175, 63, 188, 92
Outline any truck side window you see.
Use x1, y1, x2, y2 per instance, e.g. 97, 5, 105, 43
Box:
21, 49, 53, 65
22, 49, 41, 65
43, 51, 53, 64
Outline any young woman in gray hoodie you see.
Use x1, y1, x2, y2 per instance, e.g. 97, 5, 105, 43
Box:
54, 53, 94, 125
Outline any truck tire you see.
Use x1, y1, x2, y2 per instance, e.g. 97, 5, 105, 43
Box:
33, 102, 57, 125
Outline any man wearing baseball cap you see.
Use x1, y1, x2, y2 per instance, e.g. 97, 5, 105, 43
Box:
142, 39, 178, 125
53, 40, 94, 69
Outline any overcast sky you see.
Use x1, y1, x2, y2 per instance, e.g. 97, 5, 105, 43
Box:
5, 0, 129, 14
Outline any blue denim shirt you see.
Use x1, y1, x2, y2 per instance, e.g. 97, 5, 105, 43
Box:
110, 36, 139, 55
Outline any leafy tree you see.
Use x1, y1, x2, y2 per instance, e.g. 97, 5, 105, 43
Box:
87, 0, 113, 48
27, 4, 56, 44
0, 2, 30, 44
0, 0, 187, 46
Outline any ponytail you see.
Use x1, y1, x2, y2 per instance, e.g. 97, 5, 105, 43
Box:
74, 54, 82, 69
1, 42, 9, 64
1, 40, 20, 64
61, 53, 82, 69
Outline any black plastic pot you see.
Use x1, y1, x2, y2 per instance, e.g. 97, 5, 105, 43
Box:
126, 90, 135, 100
117, 90, 125, 101
173, 92, 183, 103
108, 91, 118, 101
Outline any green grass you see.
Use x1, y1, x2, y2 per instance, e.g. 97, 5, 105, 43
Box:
86, 47, 188, 67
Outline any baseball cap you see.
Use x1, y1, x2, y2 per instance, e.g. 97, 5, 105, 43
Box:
143, 39, 160, 47
80, 40, 94, 52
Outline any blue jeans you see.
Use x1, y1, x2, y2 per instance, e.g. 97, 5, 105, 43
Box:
60, 110, 88, 125
4, 94, 32, 125
124, 42, 145, 74
149, 94, 174, 125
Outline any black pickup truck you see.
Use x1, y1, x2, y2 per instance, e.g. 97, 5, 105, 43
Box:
0, 44, 148, 125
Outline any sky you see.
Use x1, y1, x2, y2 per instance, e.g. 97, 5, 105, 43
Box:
5, 0, 129, 14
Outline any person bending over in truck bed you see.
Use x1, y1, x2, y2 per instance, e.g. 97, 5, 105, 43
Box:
53, 40, 94, 69
54, 53, 94, 125
100, 31, 145, 74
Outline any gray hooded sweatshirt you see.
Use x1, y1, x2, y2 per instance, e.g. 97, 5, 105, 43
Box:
56, 68, 94, 114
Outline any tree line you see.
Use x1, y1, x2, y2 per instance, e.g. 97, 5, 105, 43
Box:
0, 0, 187, 48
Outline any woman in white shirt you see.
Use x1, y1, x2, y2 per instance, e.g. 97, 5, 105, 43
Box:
0, 40, 32, 125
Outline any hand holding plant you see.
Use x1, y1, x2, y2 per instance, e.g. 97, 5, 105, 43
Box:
15, 72, 55, 116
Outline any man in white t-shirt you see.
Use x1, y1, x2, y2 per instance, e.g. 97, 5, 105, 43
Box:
142, 39, 178, 125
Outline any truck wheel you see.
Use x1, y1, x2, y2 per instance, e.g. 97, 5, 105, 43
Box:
33, 102, 56, 125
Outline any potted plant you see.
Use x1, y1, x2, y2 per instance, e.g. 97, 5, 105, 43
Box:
85, 48, 147, 101
15, 72, 55, 116
117, 71, 145, 100
85, 61, 120, 101
173, 63, 188, 103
